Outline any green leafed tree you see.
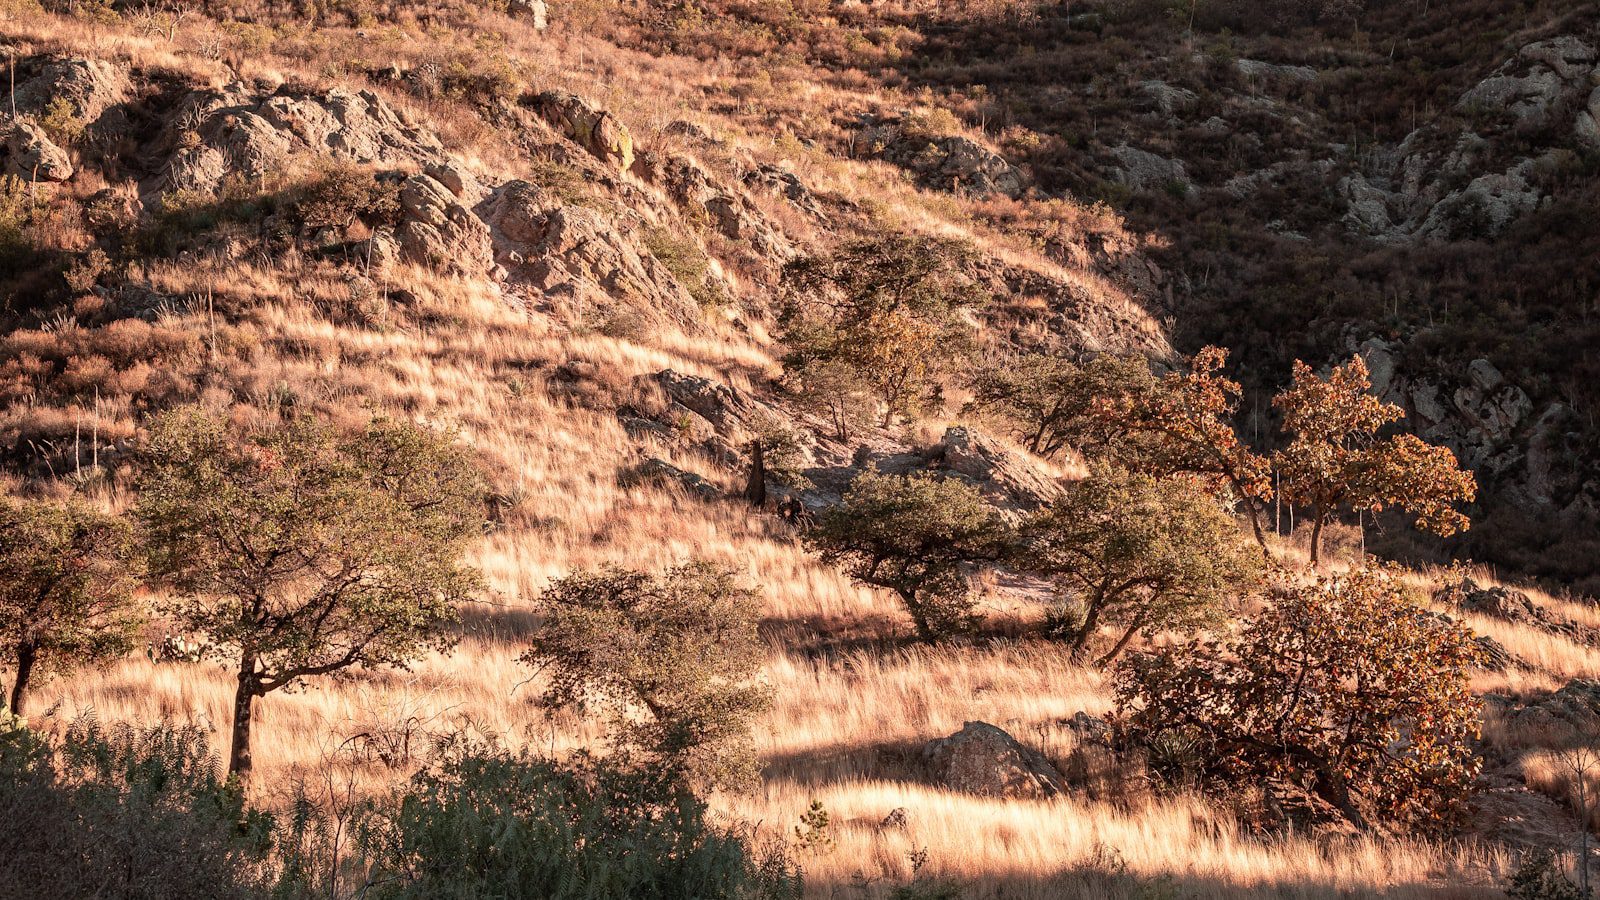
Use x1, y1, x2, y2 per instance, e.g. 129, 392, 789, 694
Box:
965, 351, 1157, 459
135, 407, 484, 785
806, 470, 1010, 641
1017, 467, 1260, 666
519, 561, 771, 791
780, 235, 984, 432
0, 497, 142, 716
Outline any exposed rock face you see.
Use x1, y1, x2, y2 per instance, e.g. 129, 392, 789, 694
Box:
483, 183, 701, 328
1341, 37, 1600, 243
13, 57, 129, 126
152, 84, 446, 197
3, 122, 73, 182
1434, 576, 1598, 647
859, 118, 1028, 198
743, 163, 825, 218
922, 721, 1067, 800
532, 92, 635, 170
1109, 144, 1188, 192
392, 173, 496, 277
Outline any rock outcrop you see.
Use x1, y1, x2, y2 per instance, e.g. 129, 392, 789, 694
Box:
388, 173, 496, 278
1108, 144, 1188, 192
859, 117, 1028, 198
483, 183, 702, 328
922, 721, 1067, 800
151, 84, 446, 197
531, 92, 635, 170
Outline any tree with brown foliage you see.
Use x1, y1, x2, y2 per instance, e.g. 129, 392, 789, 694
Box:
1018, 467, 1261, 666
780, 235, 984, 431
0, 497, 142, 715
1100, 346, 1276, 555
1272, 356, 1475, 567
1114, 566, 1484, 831
136, 407, 483, 785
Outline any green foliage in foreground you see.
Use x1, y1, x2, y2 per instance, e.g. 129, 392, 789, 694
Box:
0, 714, 801, 900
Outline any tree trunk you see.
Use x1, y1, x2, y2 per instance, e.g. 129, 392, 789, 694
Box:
904, 592, 934, 642
228, 662, 261, 786
1308, 505, 1325, 569
1094, 620, 1143, 668
1069, 602, 1104, 663
743, 440, 767, 508
8, 642, 37, 715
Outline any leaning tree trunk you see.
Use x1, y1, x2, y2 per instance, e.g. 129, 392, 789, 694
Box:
8, 643, 38, 715
228, 659, 261, 786
1094, 617, 1146, 669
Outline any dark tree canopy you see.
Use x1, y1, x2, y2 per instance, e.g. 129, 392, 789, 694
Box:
806, 470, 1010, 640
1114, 566, 1484, 830
136, 407, 483, 783
1018, 467, 1261, 666
780, 235, 985, 432
0, 497, 142, 715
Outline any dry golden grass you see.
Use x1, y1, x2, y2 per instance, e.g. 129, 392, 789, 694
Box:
2, 4, 1586, 897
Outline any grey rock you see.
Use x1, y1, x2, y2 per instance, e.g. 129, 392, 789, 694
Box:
922, 721, 1067, 800
1235, 58, 1318, 83
1109, 144, 1188, 192
4, 121, 73, 182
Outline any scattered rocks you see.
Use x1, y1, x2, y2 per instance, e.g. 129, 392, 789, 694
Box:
922, 721, 1067, 800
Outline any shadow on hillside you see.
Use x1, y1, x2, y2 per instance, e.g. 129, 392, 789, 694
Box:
805, 868, 1503, 900
761, 736, 930, 788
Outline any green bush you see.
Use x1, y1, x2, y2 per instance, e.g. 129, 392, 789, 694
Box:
359, 743, 802, 900
0, 715, 271, 900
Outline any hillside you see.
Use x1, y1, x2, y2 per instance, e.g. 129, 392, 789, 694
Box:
1, 1, 1599, 898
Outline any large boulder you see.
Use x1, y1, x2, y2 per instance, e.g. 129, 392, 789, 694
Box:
532, 92, 634, 170
922, 721, 1067, 800
3, 122, 73, 182
931, 426, 1063, 511
1108, 144, 1189, 192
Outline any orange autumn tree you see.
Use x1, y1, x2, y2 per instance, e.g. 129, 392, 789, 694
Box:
1272, 356, 1475, 567
1093, 346, 1275, 555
